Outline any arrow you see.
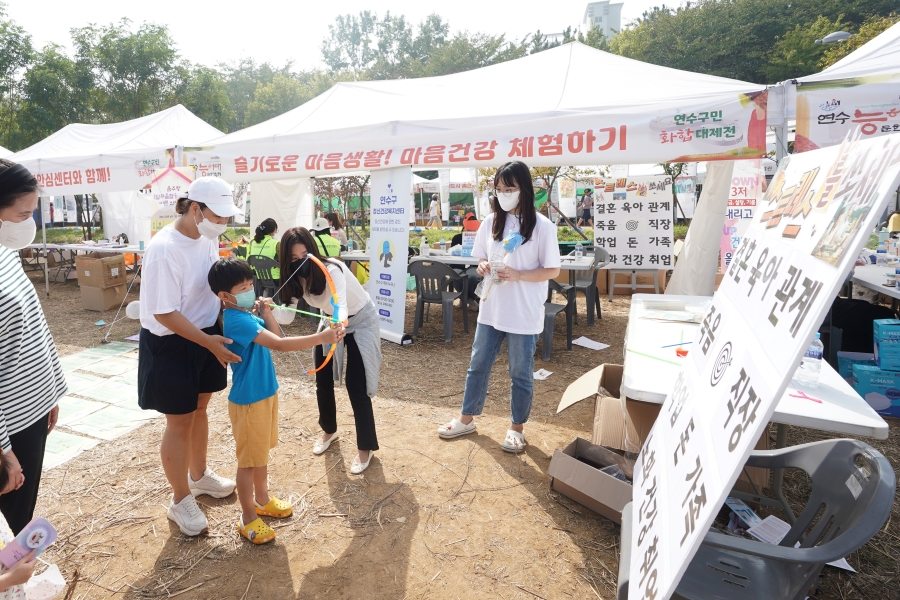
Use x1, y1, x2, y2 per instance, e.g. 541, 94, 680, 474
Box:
268, 304, 329, 320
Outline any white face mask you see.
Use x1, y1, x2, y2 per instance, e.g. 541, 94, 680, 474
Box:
497, 191, 520, 212
0, 216, 37, 250
194, 212, 227, 240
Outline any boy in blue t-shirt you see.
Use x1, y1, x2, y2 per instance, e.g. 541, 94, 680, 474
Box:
208, 259, 343, 545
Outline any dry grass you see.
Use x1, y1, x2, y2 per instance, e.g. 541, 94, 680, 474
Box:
28, 272, 900, 599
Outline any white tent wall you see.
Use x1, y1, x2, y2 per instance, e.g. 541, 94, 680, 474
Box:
97, 191, 151, 245
249, 179, 314, 233
0, 145, 11, 159
666, 161, 733, 296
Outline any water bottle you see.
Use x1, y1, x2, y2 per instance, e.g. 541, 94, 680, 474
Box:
440, 237, 446, 252
574, 241, 584, 260
796, 333, 823, 388
347, 239, 354, 251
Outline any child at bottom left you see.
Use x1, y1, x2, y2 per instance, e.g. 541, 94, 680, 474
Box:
208, 259, 344, 544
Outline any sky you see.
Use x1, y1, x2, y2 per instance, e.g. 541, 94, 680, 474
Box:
5, 0, 673, 71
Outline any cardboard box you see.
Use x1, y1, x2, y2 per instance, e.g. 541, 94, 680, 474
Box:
80, 285, 126, 311
606, 269, 668, 295
76, 254, 127, 289
837, 352, 876, 384
852, 363, 900, 417
548, 437, 633, 523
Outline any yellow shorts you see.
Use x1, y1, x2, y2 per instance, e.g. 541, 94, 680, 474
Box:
228, 393, 279, 468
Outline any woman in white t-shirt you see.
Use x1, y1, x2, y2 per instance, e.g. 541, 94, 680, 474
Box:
438, 161, 561, 452
138, 177, 242, 537
277, 227, 383, 474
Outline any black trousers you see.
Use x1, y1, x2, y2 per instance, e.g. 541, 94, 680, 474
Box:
0, 412, 49, 534
315, 333, 379, 451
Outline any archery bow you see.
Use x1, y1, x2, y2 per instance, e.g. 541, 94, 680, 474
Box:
305, 254, 344, 376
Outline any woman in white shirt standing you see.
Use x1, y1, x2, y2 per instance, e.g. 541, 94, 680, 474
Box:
277, 227, 382, 474
138, 177, 242, 537
438, 161, 560, 452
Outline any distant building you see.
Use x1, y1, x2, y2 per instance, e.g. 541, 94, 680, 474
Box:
582, 1, 623, 40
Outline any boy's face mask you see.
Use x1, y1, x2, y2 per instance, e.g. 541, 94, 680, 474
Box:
231, 289, 256, 309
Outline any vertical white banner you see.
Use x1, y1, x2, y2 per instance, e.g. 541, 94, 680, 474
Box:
370, 167, 412, 344
439, 169, 451, 226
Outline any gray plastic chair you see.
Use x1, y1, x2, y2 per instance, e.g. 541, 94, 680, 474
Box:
617, 438, 896, 600
541, 280, 574, 361
247, 255, 279, 300
408, 260, 469, 342
572, 248, 610, 325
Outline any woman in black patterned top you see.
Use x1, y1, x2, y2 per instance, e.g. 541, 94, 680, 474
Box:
0, 160, 67, 533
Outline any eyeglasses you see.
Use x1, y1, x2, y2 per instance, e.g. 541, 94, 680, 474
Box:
497, 188, 519, 198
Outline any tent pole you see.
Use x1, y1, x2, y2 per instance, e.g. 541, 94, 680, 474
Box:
774, 123, 787, 165
41, 197, 49, 297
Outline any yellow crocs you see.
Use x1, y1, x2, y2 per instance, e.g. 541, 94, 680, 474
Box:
238, 517, 275, 545
255, 497, 293, 518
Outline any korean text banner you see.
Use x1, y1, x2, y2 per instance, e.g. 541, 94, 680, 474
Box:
628, 132, 900, 600
186, 93, 767, 181
593, 175, 675, 270
720, 160, 764, 273
795, 76, 900, 152
368, 167, 412, 344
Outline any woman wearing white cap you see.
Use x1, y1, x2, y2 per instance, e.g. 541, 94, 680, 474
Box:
137, 176, 242, 537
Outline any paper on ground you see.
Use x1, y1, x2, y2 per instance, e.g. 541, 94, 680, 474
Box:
572, 337, 609, 351
724, 497, 763, 528
748, 515, 856, 572
533, 369, 552, 380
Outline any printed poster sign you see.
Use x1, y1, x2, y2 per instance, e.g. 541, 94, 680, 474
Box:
720, 159, 764, 272
795, 77, 900, 152
628, 132, 900, 600
593, 175, 675, 270
369, 167, 412, 344
188, 92, 768, 181
149, 167, 195, 235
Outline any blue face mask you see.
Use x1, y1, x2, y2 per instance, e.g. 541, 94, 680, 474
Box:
232, 289, 257, 309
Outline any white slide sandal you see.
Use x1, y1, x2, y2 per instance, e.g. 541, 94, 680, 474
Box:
438, 418, 476, 439
501, 430, 527, 453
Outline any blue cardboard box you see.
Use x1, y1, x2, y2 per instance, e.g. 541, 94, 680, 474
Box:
874, 319, 900, 340
837, 352, 876, 385
873, 320, 900, 370
853, 364, 900, 417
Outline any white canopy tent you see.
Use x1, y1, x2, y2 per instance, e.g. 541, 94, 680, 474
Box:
798, 21, 900, 84
0, 145, 11, 159
12, 105, 223, 245
191, 42, 768, 180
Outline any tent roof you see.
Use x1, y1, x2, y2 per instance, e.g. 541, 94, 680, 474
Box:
213, 42, 762, 147
0, 145, 11, 159
798, 21, 900, 83
12, 104, 222, 162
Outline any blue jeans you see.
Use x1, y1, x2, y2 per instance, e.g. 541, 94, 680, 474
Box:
461, 323, 539, 425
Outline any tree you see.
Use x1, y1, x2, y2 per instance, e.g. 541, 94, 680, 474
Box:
765, 15, 849, 83
820, 12, 900, 69
244, 71, 337, 127
0, 3, 33, 148
578, 25, 610, 51
176, 65, 233, 132
660, 163, 688, 221
218, 59, 292, 132
321, 11, 379, 75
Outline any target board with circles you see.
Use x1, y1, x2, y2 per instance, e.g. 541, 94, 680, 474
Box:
592, 175, 674, 270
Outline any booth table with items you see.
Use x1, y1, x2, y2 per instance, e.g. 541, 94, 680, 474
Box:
622, 294, 889, 523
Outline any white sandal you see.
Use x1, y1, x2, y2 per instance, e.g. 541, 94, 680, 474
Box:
501, 430, 527, 453
313, 432, 340, 455
437, 418, 476, 439
351, 451, 374, 474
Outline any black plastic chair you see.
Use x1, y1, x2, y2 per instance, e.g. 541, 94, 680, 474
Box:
248, 255, 279, 300
572, 248, 610, 325
541, 280, 575, 361
234, 245, 248, 259
617, 438, 896, 600
408, 260, 469, 342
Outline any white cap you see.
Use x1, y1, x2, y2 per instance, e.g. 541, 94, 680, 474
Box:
312, 217, 331, 232
187, 177, 241, 217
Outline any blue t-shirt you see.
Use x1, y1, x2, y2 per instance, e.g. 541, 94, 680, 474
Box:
223, 309, 279, 404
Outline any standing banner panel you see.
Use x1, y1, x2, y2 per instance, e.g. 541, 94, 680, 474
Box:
628, 132, 900, 600
795, 77, 900, 152
149, 167, 195, 236
370, 167, 412, 344
439, 168, 451, 226
593, 175, 675, 270
720, 159, 764, 272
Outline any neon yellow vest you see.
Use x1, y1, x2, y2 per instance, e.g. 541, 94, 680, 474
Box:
314, 233, 341, 258
247, 235, 280, 279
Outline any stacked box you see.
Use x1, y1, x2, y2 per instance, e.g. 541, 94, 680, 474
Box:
837, 352, 876, 385
852, 363, 900, 417
75, 253, 127, 311
873, 319, 900, 371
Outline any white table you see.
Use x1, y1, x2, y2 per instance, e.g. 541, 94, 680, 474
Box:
851, 264, 900, 301
623, 294, 889, 522
24, 243, 144, 289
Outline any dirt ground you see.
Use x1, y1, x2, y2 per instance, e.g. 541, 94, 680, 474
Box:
27, 272, 900, 599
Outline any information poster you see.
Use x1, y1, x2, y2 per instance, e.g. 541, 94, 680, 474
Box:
149, 167, 195, 235
720, 159, 764, 272
593, 175, 675, 269
369, 167, 412, 344
628, 132, 900, 600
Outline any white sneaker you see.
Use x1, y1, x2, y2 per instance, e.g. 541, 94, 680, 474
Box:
167, 495, 209, 536
189, 468, 236, 499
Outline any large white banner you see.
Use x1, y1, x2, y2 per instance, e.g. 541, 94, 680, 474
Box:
719, 159, 764, 272
439, 168, 451, 225
629, 132, 900, 600
795, 77, 900, 152
369, 167, 412, 344
593, 175, 675, 269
